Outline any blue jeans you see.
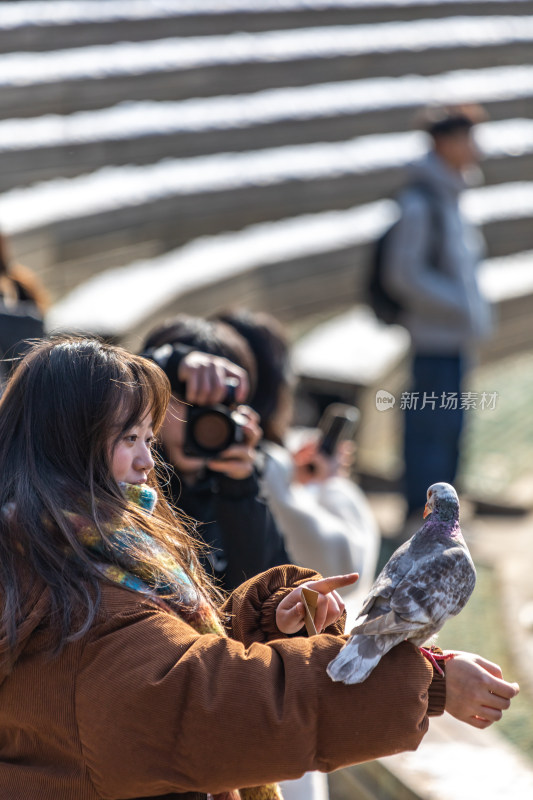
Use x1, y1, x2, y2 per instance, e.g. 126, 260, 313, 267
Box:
404, 354, 465, 516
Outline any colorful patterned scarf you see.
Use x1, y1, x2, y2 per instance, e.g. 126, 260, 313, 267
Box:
71, 483, 283, 800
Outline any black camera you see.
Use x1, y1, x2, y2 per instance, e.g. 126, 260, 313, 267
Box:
183, 378, 247, 458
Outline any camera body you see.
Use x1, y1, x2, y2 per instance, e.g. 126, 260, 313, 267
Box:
183, 379, 247, 458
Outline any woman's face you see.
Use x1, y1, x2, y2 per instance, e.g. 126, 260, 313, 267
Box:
110, 412, 155, 485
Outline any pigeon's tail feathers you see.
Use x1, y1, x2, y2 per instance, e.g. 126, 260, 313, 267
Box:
327, 633, 398, 685
327, 643, 381, 684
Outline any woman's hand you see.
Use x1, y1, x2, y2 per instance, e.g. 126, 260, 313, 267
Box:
207, 406, 262, 481
444, 651, 519, 729
276, 574, 359, 635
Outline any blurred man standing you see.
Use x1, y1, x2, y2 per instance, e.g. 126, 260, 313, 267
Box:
382, 106, 492, 524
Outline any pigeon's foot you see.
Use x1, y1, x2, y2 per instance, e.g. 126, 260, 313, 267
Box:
419, 647, 456, 676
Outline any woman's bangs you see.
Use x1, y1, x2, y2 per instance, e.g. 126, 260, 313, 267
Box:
135, 356, 171, 433
113, 356, 170, 435
110, 373, 150, 436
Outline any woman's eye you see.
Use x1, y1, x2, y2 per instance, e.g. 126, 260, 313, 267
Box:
125, 434, 137, 444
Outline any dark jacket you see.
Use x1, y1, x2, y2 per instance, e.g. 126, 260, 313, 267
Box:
166, 464, 290, 591
0, 565, 446, 799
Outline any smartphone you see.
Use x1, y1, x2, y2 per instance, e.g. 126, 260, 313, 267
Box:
317, 403, 360, 457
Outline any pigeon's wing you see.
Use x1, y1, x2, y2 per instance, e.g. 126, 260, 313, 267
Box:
354, 538, 416, 620
351, 545, 476, 637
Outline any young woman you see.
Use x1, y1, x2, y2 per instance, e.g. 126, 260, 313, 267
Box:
0, 336, 518, 800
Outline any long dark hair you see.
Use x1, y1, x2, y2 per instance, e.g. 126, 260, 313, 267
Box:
0, 335, 218, 661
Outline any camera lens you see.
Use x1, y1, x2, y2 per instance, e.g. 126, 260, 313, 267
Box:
188, 408, 235, 456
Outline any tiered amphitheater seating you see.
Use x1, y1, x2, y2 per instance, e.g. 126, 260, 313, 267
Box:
0, 0, 530, 362
0, 63, 532, 190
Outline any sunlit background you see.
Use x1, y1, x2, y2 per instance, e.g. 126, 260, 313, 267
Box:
3, 1, 533, 797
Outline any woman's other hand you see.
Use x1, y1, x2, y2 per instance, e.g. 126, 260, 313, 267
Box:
444, 651, 519, 728
276, 573, 358, 635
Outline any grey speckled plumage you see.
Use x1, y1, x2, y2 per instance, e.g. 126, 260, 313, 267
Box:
327, 482, 476, 684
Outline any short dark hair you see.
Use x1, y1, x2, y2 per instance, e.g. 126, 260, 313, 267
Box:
417, 104, 487, 139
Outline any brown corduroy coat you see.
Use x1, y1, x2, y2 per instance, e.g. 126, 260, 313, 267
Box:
0, 565, 445, 799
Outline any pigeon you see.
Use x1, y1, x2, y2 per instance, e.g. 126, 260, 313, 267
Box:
327, 482, 476, 684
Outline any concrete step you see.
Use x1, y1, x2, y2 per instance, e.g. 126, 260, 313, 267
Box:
4, 119, 533, 293
480, 252, 533, 359
2, 1, 533, 53
0, 16, 532, 118
0, 64, 531, 191
45, 186, 533, 350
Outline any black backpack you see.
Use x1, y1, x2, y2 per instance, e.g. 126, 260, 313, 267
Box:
367, 183, 442, 325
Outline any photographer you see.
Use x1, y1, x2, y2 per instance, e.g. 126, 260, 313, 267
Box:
142, 315, 289, 592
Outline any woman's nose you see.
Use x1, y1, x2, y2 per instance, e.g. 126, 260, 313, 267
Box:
135, 443, 155, 473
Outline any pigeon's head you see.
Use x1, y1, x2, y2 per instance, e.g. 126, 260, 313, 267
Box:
423, 482, 459, 523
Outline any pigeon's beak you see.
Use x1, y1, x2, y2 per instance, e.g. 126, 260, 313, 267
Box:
423, 503, 432, 519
